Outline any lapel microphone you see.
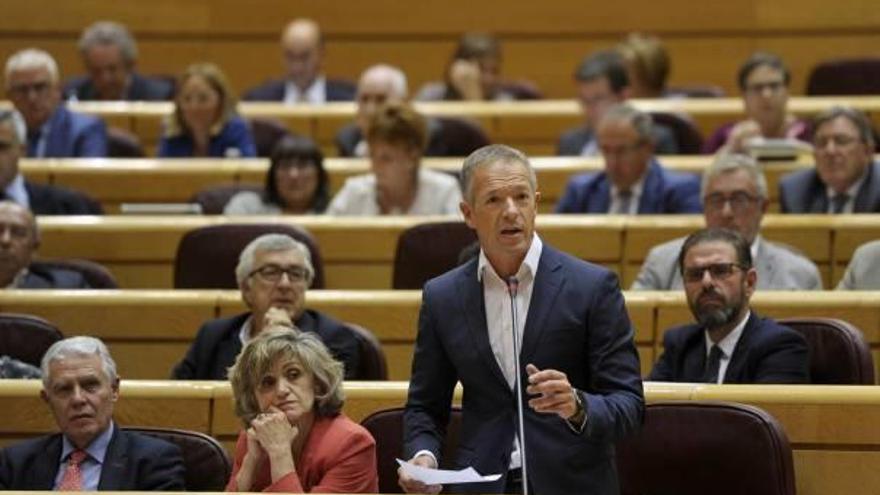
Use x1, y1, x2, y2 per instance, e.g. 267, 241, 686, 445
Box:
507, 276, 529, 495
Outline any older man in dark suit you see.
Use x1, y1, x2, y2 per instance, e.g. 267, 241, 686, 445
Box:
0, 336, 185, 490
779, 106, 880, 214
399, 145, 643, 494
649, 228, 809, 384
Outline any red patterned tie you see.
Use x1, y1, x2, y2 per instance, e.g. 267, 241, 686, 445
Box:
58, 449, 88, 491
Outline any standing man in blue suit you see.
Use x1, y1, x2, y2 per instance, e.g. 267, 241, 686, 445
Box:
5, 48, 107, 158
0, 336, 185, 490
399, 144, 644, 494
556, 103, 702, 214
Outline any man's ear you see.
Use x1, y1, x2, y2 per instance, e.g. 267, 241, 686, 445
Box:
110, 377, 120, 403
40, 389, 49, 404
460, 200, 474, 229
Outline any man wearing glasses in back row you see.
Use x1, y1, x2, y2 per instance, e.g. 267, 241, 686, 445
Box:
632, 153, 822, 291
171, 233, 362, 380
648, 228, 810, 384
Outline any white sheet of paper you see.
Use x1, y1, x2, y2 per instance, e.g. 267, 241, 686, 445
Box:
396, 458, 502, 485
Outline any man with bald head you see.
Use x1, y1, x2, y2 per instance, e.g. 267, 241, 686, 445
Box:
243, 18, 355, 103
0, 201, 92, 288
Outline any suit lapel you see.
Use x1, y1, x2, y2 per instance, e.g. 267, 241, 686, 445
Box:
593, 177, 611, 213
638, 161, 662, 213
98, 426, 128, 490
28, 435, 62, 489
854, 162, 880, 212
681, 328, 709, 382
456, 260, 509, 389
722, 312, 758, 383
520, 248, 564, 364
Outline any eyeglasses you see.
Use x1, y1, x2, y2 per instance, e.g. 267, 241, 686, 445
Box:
704, 192, 761, 213
744, 80, 785, 95
683, 262, 747, 283
814, 134, 860, 150
8, 81, 51, 97
248, 264, 309, 283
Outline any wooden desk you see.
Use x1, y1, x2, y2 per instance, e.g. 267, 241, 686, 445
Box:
21, 155, 816, 214
6, 97, 879, 155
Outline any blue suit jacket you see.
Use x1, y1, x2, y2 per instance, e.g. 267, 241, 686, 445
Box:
158, 116, 256, 158
404, 244, 644, 494
649, 312, 810, 384
241, 78, 356, 102
36, 105, 107, 158
63, 73, 174, 101
0, 426, 185, 490
778, 160, 880, 213
555, 159, 702, 214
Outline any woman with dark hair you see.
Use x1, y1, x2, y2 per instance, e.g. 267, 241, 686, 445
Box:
225, 136, 329, 214
159, 63, 256, 157
225, 327, 377, 493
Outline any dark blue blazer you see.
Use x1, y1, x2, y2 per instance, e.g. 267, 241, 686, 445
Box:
778, 161, 880, 213
63, 73, 174, 101
36, 105, 107, 158
25, 180, 103, 215
649, 312, 809, 384
19, 264, 91, 289
0, 426, 185, 490
241, 78, 356, 102
556, 124, 679, 156
555, 159, 702, 214
171, 310, 361, 380
404, 244, 644, 494
157, 116, 256, 158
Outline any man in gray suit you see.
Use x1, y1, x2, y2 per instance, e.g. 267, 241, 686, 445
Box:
837, 240, 880, 290
779, 106, 880, 214
632, 153, 822, 290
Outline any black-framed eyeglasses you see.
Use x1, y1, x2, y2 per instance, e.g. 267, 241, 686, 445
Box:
248, 264, 309, 283
682, 262, 747, 283
704, 192, 760, 213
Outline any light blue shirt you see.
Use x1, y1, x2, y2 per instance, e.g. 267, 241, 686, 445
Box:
4, 174, 30, 208
53, 421, 115, 490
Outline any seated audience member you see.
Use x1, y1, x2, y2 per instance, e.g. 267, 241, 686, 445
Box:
172, 234, 361, 380
225, 136, 329, 214
327, 102, 462, 215
226, 328, 377, 493
616, 33, 670, 99
335, 65, 489, 158
0, 110, 101, 215
837, 240, 880, 290
64, 21, 173, 101
0, 201, 96, 289
633, 153, 821, 290
415, 32, 539, 101
0, 336, 185, 490
649, 228, 810, 384
242, 18, 355, 103
5, 48, 107, 158
703, 52, 810, 154
779, 106, 880, 213
556, 103, 701, 214
558, 50, 678, 156
158, 63, 256, 158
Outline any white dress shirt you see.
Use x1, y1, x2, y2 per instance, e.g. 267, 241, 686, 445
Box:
283, 77, 327, 104
326, 169, 462, 216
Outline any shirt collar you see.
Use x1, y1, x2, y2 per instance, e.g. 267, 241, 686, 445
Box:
750, 235, 761, 261
238, 316, 254, 345
61, 420, 114, 464
477, 233, 543, 283
284, 76, 326, 103
610, 173, 646, 199
704, 309, 751, 359
5, 173, 30, 208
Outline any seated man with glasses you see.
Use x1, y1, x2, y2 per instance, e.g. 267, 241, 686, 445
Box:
633, 153, 821, 290
4, 48, 107, 158
703, 52, 811, 154
171, 233, 362, 380
779, 106, 880, 214
648, 228, 809, 384
556, 103, 701, 214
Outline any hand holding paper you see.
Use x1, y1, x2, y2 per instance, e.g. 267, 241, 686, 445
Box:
397, 458, 501, 487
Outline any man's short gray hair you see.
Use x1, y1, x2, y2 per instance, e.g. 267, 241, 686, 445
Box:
599, 103, 655, 144
78, 21, 138, 66
461, 144, 536, 204
360, 64, 408, 100
0, 110, 27, 145
41, 336, 118, 388
5, 48, 59, 85
235, 233, 315, 287
701, 153, 768, 200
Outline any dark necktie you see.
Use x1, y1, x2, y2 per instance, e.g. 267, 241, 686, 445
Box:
26, 129, 41, 157
702, 345, 724, 383
831, 193, 850, 214
615, 190, 633, 214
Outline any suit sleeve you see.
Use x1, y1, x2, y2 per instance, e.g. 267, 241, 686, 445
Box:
137, 439, 185, 490
76, 118, 108, 157
402, 284, 458, 460
753, 327, 810, 384
580, 271, 645, 443
647, 331, 676, 381
555, 177, 582, 213
669, 174, 703, 213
